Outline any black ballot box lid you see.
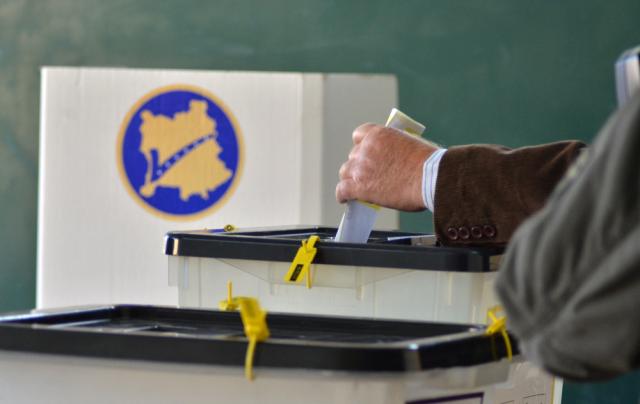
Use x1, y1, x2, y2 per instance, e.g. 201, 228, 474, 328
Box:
0, 305, 515, 373
164, 226, 503, 273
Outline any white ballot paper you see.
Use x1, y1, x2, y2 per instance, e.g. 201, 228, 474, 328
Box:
335, 108, 426, 243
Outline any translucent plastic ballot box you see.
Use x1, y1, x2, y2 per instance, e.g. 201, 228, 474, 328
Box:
165, 226, 503, 324
0, 305, 550, 404
37, 67, 398, 309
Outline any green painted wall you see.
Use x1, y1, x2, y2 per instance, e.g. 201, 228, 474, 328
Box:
0, 1, 639, 402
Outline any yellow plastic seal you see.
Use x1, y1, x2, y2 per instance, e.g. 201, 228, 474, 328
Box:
218, 280, 239, 311
485, 306, 513, 361
284, 235, 320, 288
219, 281, 270, 381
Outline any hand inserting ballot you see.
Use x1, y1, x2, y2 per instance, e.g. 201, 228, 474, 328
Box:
335, 123, 438, 212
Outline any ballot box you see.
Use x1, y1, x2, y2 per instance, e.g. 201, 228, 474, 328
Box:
0, 304, 549, 404
37, 67, 397, 308
165, 226, 502, 324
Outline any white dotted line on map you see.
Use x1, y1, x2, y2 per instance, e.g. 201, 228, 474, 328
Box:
154, 133, 216, 179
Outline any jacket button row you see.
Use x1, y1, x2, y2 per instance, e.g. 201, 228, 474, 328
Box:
446, 224, 496, 241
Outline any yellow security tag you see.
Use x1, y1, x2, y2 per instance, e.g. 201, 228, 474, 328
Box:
217, 281, 270, 381
284, 235, 320, 288
218, 281, 239, 311
238, 298, 270, 342
238, 297, 269, 381
485, 306, 513, 361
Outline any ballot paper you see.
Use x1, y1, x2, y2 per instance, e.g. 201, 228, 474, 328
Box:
335, 108, 426, 243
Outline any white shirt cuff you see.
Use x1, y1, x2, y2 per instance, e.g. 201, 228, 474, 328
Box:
422, 148, 447, 212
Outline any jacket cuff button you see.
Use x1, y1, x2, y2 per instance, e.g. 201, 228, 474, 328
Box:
446, 227, 459, 240
471, 226, 483, 239
482, 224, 496, 238
458, 226, 470, 240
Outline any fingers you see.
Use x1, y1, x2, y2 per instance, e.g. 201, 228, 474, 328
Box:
337, 159, 362, 203
335, 178, 359, 203
338, 122, 383, 203
347, 143, 360, 160
352, 123, 377, 145
338, 160, 350, 180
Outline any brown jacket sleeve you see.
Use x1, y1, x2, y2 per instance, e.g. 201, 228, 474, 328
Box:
434, 141, 586, 246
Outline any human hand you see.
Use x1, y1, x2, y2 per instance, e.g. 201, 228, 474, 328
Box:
336, 123, 438, 211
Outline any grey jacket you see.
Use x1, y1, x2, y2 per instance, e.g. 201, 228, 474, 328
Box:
496, 91, 640, 380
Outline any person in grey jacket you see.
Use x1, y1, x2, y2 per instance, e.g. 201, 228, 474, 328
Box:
496, 90, 640, 380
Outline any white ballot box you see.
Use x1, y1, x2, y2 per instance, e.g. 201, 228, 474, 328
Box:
0, 305, 550, 404
37, 67, 398, 308
165, 226, 501, 324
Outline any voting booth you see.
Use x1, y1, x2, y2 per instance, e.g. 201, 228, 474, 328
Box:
37, 67, 398, 308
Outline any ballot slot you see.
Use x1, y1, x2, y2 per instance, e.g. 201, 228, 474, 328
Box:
165, 226, 502, 324
3, 305, 483, 345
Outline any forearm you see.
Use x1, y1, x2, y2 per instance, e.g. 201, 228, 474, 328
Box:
432, 141, 587, 246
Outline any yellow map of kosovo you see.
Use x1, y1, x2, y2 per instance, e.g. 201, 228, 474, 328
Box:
138, 100, 232, 200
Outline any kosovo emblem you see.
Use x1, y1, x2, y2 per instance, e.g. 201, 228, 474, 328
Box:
117, 85, 243, 219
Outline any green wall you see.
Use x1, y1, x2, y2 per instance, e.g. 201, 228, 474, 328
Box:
0, 1, 639, 402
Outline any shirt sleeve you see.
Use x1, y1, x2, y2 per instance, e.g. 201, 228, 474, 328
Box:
422, 148, 447, 212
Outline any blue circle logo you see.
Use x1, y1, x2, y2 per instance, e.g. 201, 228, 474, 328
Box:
117, 85, 243, 219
